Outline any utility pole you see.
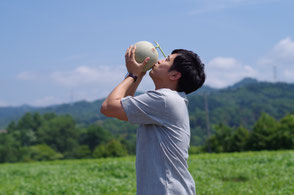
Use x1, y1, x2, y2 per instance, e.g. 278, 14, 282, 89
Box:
70, 89, 74, 105
273, 65, 277, 82
203, 93, 211, 153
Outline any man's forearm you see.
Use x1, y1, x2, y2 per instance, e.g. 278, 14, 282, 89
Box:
100, 74, 144, 120
101, 44, 150, 120
105, 77, 135, 103
125, 73, 145, 97
104, 74, 144, 104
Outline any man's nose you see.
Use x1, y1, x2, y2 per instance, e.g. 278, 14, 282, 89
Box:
158, 59, 164, 64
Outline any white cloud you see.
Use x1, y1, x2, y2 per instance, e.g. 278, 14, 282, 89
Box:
208, 57, 237, 69
31, 96, 64, 107
205, 37, 294, 87
49, 65, 155, 103
16, 71, 37, 80
0, 100, 9, 107
206, 57, 257, 88
284, 69, 294, 80
272, 37, 294, 62
11, 64, 155, 107
258, 37, 294, 82
51, 65, 125, 88
9, 36, 293, 107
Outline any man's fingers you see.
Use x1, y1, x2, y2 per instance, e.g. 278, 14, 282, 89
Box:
127, 45, 132, 57
125, 45, 133, 59
125, 47, 129, 58
142, 57, 150, 66
130, 45, 136, 59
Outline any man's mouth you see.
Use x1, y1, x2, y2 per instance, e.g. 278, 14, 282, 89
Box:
152, 63, 158, 69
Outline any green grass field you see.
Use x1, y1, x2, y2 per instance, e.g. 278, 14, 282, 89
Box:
0, 150, 293, 195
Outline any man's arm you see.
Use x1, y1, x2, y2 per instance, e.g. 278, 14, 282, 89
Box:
100, 73, 144, 121
125, 72, 145, 97
100, 45, 149, 121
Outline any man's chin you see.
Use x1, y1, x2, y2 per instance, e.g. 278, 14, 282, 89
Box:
149, 70, 155, 79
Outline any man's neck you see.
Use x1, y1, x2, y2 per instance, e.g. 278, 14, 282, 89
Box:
154, 82, 177, 91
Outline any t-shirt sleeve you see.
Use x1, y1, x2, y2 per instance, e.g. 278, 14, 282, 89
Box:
121, 91, 166, 125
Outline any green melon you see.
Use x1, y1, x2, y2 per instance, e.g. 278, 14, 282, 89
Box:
134, 41, 159, 72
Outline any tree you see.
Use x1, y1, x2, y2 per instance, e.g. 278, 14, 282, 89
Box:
105, 139, 128, 157
204, 124, 250, 152
6, 112, 44, 146
74, 145, 92, 159
16, 112, 34, 130
229, 126, 250, 152
79, 124, 112, 152
204, 123, 234, 153
93, 139, 128, 158
0, 134, 21, 163
23, 144, 63, 161
272, 114, 294, 149
247, 113, 278, 150
93, 144, 107, 158
37, 115, 79, 158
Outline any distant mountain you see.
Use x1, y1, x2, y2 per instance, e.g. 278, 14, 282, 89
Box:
230, 78, 259, 89
190, 78, 259, 95
187, 78, 294, 145
0, 99, 106, 129
1, 78, 294, 133
190, 85, 218, 95
38, 99, 107, 124
0, 105, 37, 129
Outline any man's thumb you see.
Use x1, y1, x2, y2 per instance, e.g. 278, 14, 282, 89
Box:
143, 57, 150, 65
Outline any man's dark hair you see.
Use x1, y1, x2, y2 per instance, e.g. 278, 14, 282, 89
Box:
169, 49, 206, 94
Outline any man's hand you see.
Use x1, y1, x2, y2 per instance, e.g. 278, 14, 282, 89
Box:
125, 45, 150, 76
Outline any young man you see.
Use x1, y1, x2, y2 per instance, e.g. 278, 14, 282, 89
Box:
101, 45, 206, 195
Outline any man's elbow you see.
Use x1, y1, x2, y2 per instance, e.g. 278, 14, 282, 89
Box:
100, 102, 110, 117
100, 102, 119, 118
100, 101, 128, 121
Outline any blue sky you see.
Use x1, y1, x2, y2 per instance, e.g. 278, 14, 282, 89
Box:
1, 0, 294, 107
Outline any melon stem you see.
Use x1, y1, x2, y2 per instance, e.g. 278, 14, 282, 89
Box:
154, 40, 167, 58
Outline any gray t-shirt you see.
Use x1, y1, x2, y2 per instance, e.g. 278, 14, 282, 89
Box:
121, 88, 196, 195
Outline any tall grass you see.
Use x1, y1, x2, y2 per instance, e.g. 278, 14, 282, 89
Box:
0, 150, 293, 194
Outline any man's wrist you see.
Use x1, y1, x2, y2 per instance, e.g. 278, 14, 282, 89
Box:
125, 72, 138, 82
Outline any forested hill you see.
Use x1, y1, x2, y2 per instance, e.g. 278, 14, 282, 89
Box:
1, 78, 294, 133
189, 77, 294, 129
188, 78, 294, 144
0, 99, 106, 129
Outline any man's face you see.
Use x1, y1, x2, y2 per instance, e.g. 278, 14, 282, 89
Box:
149, 54, 178, 80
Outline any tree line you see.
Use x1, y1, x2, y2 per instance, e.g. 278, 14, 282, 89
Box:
1, 80, 294, 149
188, 81, 294, 146
0, 113, 130, 163
200, 113, 294, 153
1, 111, 293, 163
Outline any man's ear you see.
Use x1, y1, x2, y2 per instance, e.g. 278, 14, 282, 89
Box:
169, 70, 181, 81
